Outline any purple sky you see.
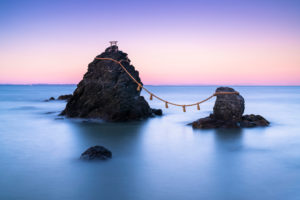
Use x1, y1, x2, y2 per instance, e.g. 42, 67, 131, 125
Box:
1, 0, 300, 85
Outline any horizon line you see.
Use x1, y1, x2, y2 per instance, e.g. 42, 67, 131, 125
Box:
1, 83, 300, 87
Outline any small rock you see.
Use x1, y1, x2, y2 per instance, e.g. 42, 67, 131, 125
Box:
80, 146, 112, 160
57, 94, 72, 101
151, 108, 163, 116
45, 97, 55, 102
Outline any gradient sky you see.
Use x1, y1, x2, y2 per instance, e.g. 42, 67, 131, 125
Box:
0, 0, 299, 85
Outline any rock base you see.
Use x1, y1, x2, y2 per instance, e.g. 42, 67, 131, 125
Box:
191, 114, 269, 129
191, 87, 269, 129
240, 114, 270, 127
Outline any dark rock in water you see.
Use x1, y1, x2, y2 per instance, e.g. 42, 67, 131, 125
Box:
240, 114, 270, 127
60, 45, 161, 122
80, 146, 112, 160
58, 94, 72, 101
44, 97, 55, 102
191, 87, 269, 129
151, 108, 163, 116
213, 87, 244, 122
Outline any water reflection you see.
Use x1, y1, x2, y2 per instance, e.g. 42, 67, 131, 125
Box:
213, 128, 243, 151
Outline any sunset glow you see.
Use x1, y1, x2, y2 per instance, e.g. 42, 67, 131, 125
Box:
0, 0, 299, 85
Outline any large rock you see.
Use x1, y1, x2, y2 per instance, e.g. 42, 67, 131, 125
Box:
213, 87, 244, 122
80, 146, 112, 160
191, 87, 269, 129
60, 45, 161, 121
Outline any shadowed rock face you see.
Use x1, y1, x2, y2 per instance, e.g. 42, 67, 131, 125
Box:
61, 45, 161, 121
191, 87, 269, 129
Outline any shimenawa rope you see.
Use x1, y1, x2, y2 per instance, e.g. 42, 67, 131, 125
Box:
94, 57, 239, 112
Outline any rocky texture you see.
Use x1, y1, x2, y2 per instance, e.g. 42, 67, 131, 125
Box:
240, 114, 270, 127
60, 45, 162, 121
191, 87, 269, 129
213, 87, 245, 122
80, 146, 112, 160
191, 114, 240, 129
58, 94, 72, 101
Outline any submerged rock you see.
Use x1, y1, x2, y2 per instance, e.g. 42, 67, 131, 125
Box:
58, 94, 72, 101
191, 87, 269, 129
60, 45, 162, 121
80, 146, 112, 160
44, 97, 55, 102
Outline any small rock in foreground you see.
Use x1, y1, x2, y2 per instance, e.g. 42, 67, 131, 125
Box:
80, 146, 112, 160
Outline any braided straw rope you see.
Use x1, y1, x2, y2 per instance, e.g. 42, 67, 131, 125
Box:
94, 57, 239, 112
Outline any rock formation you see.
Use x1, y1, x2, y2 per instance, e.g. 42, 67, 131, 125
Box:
191, 87, 269, 128
60, 45, 161, 121
80, 146, 112, 160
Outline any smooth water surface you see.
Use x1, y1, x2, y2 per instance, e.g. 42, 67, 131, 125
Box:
0, 85, 300, 200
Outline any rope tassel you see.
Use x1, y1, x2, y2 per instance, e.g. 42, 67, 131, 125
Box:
137, 84, 141, 91
93, 57, 240, 112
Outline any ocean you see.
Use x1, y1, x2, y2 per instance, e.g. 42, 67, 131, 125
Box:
0, 85, 299, 200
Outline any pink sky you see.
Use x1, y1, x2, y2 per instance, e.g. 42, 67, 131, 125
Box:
0, 0, 299, 85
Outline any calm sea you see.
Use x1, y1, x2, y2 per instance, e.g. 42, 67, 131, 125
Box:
0, 85, 300, 200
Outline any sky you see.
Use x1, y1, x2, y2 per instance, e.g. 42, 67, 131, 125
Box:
0, 0, 299, 85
